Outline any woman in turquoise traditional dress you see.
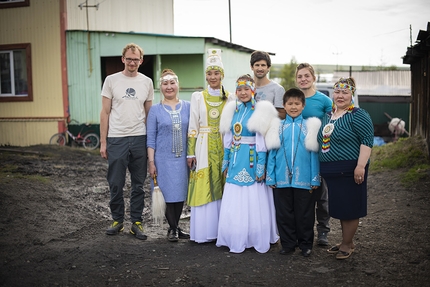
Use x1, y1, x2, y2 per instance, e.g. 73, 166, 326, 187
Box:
187, 49, 233, 243
216, 74, 280, 253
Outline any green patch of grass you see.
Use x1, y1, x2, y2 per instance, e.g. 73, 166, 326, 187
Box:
401, 164, 430, 187
0, 164, 18, 173
370, 136, 430, 186
0, 172, 51, 184
0, 164, 50, 184
29, 174, 51, 184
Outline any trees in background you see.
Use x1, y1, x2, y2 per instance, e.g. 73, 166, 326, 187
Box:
278, 57, 298, 90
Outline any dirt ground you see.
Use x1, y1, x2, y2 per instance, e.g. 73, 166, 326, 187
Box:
0, 144, 429, 287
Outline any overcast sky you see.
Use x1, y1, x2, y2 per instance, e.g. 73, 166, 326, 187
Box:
173, 0, 430, 67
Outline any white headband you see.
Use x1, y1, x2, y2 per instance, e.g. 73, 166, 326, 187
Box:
160, 74, 178, 84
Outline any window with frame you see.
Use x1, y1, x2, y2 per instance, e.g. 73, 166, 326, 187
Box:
0, 0, 29, 9
0, 43, 33, 102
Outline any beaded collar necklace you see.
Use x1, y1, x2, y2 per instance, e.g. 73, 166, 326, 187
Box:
161, 100, 183, 157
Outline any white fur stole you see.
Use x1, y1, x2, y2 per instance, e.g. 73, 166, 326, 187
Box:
220, 100, 281, 150
305, 117, 321, 152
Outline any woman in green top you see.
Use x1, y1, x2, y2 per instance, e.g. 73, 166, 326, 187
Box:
187, 49, 232, 243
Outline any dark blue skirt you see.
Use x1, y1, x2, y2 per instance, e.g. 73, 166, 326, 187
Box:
320, 160, 368, 220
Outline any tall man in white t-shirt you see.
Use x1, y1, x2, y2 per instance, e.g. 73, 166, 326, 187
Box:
250, 50, 286, 119
100, 43, 154, 240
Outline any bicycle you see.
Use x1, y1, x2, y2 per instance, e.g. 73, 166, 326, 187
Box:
49, 119, 100, 150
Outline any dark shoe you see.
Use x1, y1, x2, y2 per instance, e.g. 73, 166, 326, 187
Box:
177, 228, 190, 239
167, 228, 178, 242
317, 232, 329, 246
106, 221, 124, 235
130, 222, 147, 240
301, 249, 312, 257
279, 248, 295, 255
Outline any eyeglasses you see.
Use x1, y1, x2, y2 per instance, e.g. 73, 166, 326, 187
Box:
124, 57, 141, 63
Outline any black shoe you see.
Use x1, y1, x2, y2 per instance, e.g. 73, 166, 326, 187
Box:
167, 228, 178, 242
177, 227, 190, 239
279, 248, 295, 255
301, 249, 312, 257
317, 232, 329, 246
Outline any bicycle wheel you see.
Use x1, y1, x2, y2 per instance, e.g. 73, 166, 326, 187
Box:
49, 133, 66, 146
83, 133, 100, 150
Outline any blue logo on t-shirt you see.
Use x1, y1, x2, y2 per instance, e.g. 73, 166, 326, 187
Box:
123, 88, 137, 99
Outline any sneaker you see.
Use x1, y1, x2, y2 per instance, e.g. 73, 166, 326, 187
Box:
279, 248, 295, 255
106, 221, 124, 235
167, 228, 178, 242
177, 227, 190, 239
130, 222, 147, 240
317, 232, 329, 246
301, 248, 312, 257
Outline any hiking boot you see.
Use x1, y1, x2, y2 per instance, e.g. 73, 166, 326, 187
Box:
130, 222, 147, 240
317, 232, 329, 246
177, 227, 190, 239
167, 228, 178, 242
106, 221, 124, 235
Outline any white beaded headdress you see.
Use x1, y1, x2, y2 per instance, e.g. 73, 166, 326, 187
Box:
205, 49, 224, 76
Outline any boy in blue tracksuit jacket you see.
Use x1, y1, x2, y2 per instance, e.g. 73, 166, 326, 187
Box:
266, 88, 321, 257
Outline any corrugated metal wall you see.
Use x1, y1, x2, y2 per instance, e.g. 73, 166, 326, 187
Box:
66, 31, 253, 122
66, 31, 103, 124
66, 0, 174, 35
334, 70, 411, 96
0, 0, 64, 146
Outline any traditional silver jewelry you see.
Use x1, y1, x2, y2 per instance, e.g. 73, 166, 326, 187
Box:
162, 100, 183, 157
205, 100, 223, 107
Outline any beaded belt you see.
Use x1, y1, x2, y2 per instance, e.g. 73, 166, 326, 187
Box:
233, 136, 255, 144
199, 126, 219, 133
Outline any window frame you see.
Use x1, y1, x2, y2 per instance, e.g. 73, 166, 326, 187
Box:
0, 0, 29, 9
0, 43, 33, 102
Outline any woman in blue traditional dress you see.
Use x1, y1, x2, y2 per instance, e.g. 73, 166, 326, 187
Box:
216, 74, 280, 253
147, 69, 191, 242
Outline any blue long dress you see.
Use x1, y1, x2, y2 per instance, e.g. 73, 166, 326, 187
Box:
146, 100, 191, 202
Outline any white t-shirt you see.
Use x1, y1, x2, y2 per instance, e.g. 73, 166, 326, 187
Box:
255, 80, 285, 108
101, 72, 154, 137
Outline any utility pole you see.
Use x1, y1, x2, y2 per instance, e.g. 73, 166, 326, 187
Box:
410, 24, 412, 47
78, 1, 99, 75
228, 0, 232, 43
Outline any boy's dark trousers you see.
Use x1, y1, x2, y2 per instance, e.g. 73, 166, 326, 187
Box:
273, 187, 317, 250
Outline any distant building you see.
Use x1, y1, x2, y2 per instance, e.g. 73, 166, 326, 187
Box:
402, 21, 430, 154
0, 0, 263, 146
333, 70, 411, 141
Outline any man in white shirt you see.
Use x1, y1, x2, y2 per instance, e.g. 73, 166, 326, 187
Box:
100, 43, 154, 240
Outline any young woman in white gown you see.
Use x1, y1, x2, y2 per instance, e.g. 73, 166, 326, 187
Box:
216, 74, 280, 253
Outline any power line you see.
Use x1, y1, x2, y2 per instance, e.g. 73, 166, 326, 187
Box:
369, 28, 409, 38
